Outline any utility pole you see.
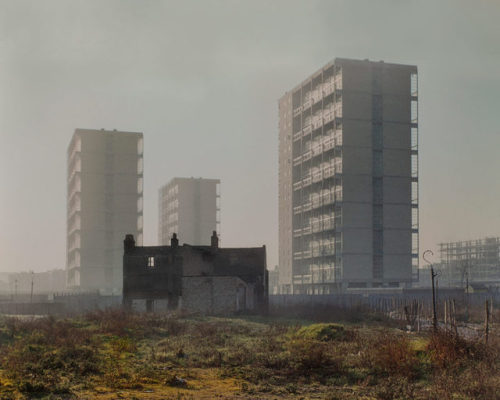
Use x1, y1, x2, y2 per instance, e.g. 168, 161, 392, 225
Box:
424, 250, 438, 332
485, 300, 490, 344
30, 271, 34, 304
465, 270, 469, 322
431, 266, 438, 332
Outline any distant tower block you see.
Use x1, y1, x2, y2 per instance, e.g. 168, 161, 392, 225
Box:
66, 128, 143, 293
158, 177, 220, 246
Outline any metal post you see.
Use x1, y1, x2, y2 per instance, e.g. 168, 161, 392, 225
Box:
465, 271, 469, 322
485, 300, 490, 344
30, 271, 34, 304
424, 250, 438, 332
431, 266, 438, 332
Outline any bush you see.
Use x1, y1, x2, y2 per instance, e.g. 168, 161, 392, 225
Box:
296, 323, 349, 341
427, 330, 485, 370
363, 332, 421, 379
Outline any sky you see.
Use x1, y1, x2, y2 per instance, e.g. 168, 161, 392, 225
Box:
0, 0, 499, 272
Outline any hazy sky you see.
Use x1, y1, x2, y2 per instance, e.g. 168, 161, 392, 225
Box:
1, 0, 499, 272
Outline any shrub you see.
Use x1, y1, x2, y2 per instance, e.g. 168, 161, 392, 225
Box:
285, 337, 343, 377
427, 330, 485, 370
296, 323, 348, 341
363, 332, 420, 379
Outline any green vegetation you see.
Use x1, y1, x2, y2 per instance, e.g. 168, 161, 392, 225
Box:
0, 310, 498, 399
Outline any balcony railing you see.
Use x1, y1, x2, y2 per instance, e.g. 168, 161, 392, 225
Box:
302, 175, 312, 188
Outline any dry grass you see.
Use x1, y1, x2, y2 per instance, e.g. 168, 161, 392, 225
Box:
0, 310, 499, 399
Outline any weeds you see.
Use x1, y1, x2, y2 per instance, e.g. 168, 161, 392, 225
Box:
0, 310, 498, 399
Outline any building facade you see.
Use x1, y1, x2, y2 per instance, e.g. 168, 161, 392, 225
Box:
123, 232, 268, 315
67, 128, 143, 293
8, 269, 67, 294
279, 58, 418, 294
158, 177, 220, 246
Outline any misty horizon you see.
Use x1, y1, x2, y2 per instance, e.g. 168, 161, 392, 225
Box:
1, 0, 500, 273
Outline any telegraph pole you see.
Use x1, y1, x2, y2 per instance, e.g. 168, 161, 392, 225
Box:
465, 270, 469, 322
431, 266, 438, 332
424, 250, 438, 332
30, 271, 34, 304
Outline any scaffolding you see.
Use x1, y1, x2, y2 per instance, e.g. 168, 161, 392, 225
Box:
439, 237, 500, 287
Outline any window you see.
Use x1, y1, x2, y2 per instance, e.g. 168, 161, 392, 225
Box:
147, 256, 155, 268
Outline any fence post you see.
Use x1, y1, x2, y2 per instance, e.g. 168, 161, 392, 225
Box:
485, 300, 490, 344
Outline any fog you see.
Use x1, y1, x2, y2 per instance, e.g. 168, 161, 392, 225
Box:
1, 0, 499, 272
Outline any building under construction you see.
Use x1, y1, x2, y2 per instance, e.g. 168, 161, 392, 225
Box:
438, 237, 500, 288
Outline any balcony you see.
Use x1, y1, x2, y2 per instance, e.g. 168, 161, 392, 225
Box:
302, 99, 312, 111
293, 131, 302, 142
323, 138, 334, 152
323, 83, 334, 97
323, 166, 335, 179
312, 118, 323, 130
311, 88, 323, 105
293, 106, 302, 117
302, 124, 312, 136
311, 145, 322, 157
322, 193, 335, 206
312, 170, 323, 183
323, 111, 334, 124
302, 150, 312, 162
302, 175, 312, 188
311, 197, 321, 208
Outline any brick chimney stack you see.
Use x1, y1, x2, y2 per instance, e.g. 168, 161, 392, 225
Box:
171, 233, 179, 248
124, 234, 135, 254
211, 231, 219, 249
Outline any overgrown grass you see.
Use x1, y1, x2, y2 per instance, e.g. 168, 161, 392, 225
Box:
0, 310, 498, 399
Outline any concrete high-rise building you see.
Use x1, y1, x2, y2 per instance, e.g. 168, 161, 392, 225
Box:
279, 58, 419, 294
158, 177, 220, 246
67, 129, 143, 293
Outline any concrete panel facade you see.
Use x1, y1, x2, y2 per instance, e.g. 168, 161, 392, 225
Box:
278, 58, 418, 294
66, 129, 143, 294
158, 177, 220, 246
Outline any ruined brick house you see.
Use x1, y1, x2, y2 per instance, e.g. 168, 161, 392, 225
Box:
123, 232, 268, 314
